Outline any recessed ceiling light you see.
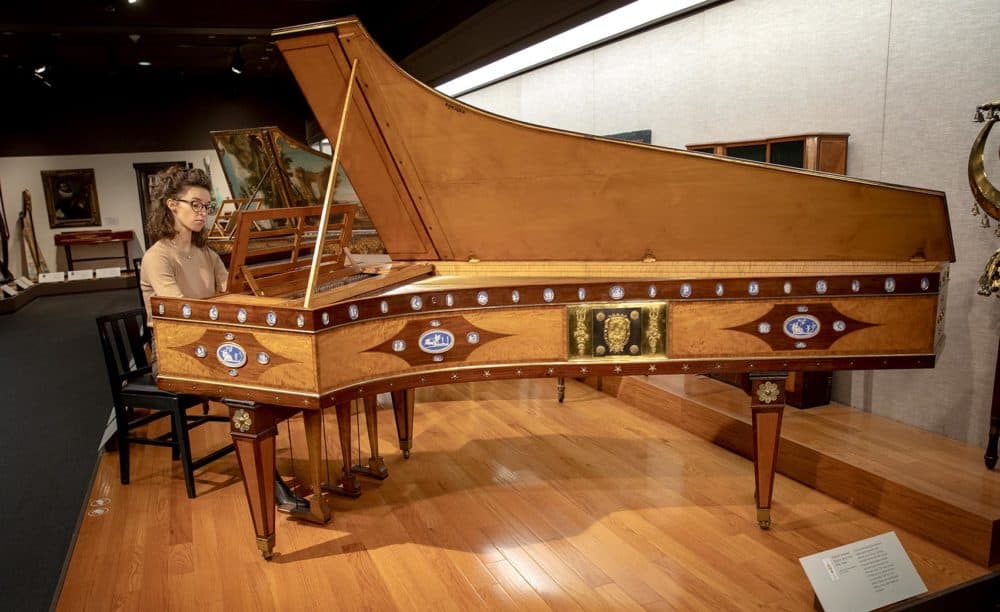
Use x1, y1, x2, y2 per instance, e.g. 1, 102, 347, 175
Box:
128, 0, 139, 4
138, 60, 151, 67
436, 0, 717, 96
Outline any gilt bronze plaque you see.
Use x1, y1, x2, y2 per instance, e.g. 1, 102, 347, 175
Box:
567, 303, 666, 359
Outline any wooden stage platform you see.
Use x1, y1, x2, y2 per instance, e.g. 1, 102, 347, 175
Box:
606, 374, 1000, 567
56, 378, 995, 610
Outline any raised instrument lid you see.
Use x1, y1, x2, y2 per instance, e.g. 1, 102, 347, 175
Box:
274, 18, 954, 264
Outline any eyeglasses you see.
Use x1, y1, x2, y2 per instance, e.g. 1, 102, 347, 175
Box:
173, 198, 217, 214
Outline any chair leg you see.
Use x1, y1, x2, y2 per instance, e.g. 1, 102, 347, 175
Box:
170, 403, 197, 498
115, 404, 131, 485
202, 401, 210, 416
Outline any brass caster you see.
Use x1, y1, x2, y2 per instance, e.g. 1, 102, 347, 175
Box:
756, 508, 771, 530
256, 535, 275, 560
353, 456, 389, 480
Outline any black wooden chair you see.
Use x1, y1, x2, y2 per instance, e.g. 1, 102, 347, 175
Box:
132, 257, 144, 310
96, 308, 234, 498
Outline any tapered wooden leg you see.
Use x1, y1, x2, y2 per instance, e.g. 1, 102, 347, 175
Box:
391, 389, 415, 459
228, 403, 279, 559
323, 401, 361, 497
986, 418, 999, 470
749, 373, 788, 530
299, 410, 332, 523
986, 336, 1000, 469
353, 395, 388, 479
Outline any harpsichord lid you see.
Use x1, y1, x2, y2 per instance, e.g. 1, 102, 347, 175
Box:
274, 18, 954, 265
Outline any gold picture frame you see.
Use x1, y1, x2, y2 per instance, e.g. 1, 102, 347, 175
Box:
41, 168, 101, 228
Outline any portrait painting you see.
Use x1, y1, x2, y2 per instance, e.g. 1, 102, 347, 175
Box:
211, 128, 280, 208
133, 161, 189, 248
41, 169, 101, 229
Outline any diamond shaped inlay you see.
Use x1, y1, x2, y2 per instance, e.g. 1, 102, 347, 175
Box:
726, 303, 877, 350
364, 315, 510, 366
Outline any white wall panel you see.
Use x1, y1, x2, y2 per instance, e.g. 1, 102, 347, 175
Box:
459, 0, 1000, 446
0, 151, 231, 276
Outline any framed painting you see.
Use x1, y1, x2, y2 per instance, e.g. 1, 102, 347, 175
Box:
41, 168, 101, 228
133, 161, 189, 248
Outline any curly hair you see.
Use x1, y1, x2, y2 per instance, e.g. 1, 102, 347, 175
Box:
146, 166, 213, 248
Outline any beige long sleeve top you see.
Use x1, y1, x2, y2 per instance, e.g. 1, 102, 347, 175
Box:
140, 239, 228, 322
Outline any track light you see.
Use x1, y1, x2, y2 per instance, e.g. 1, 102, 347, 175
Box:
231, 47, 244, 74
33, 64, 46, 74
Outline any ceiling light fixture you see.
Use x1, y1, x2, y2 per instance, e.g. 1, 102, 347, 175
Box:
33, 65, 46, 74
128, 0, 139, 5
231, 47, 244, 74
436, 0, 718, 97
138, 60, 151, 67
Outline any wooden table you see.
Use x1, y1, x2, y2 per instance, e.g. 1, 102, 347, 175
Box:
54, 230, 135, 272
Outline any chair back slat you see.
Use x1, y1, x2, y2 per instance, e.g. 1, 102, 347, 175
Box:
96, 309, 152, 389
121, 313, 150, 370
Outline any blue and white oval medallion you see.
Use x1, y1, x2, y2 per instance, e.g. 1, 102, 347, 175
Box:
216, 342, 247, 369
782, 315, 821, 340
418, 329, 455, 354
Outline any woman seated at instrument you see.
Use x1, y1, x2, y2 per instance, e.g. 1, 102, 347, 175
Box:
140, 167, 225, 320
140, 166, 306, 513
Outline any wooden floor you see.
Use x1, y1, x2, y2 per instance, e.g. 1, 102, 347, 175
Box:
57, 379, 988, 611
614, 374, 1000, 566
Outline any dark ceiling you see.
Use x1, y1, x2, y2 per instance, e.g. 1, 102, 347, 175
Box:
0, 0, 632, 90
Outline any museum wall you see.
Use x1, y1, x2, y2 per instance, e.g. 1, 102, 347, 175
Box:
0, 150, 233, 275
460, 0, 1000, 446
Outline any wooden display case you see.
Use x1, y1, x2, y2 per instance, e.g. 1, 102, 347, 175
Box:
686, 133, 848, 174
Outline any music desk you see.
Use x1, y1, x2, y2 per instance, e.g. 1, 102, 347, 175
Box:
54, 230, 135, 272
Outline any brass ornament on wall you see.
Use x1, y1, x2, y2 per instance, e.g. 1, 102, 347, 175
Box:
970, 100, 1000, 224
971, 100, 1000, 296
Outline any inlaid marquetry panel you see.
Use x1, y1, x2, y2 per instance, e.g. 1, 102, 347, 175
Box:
668, 296, 937, 358
154, 321, 318, 391
316, 307, 567, 391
